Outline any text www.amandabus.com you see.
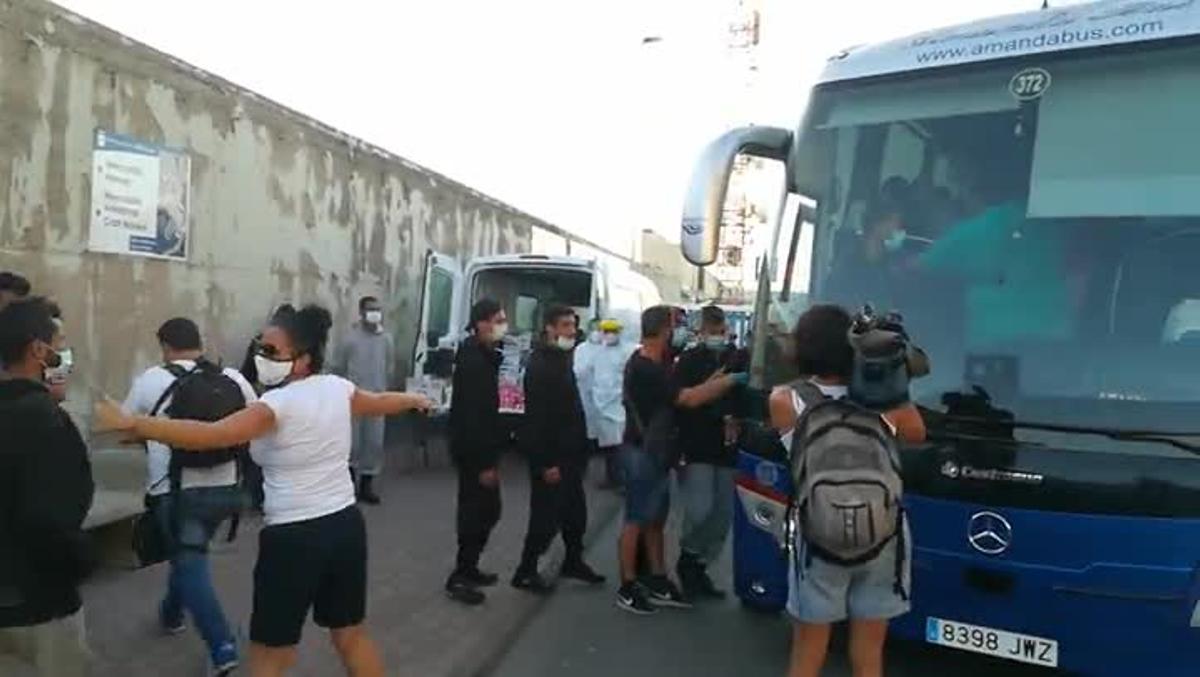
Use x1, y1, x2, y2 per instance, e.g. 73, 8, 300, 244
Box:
914, 20, 1166, 64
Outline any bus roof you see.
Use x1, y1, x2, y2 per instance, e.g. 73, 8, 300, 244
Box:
817, 0, 1200, 85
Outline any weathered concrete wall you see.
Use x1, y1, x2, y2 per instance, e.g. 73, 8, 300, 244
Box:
0, 0, 569, 415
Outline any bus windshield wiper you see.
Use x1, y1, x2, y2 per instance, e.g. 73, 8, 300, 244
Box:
932, 414, 1200, 457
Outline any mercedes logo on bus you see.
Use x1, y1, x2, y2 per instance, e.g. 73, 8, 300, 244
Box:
967, 511, 1013, 555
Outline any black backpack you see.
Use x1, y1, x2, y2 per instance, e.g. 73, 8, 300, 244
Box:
151, 360, 249, 474
132, 359, 247, 565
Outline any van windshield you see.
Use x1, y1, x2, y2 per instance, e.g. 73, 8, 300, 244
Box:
787, 42, 1200, 453
472, 267, 593, 335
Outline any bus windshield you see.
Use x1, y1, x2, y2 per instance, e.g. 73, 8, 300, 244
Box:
786, 41, 1200, 449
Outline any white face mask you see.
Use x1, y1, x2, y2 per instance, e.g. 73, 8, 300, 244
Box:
554, 335, 576, 351
883, 229, 908, 252
43, 348, 73, 385
364, 310, 383, 325
254, 355, 294, 387
602, 333, 620, 347
491, 322, 509, 342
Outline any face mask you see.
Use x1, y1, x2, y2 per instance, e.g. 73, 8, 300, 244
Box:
36, 340, 62, 369
254, 355, 294, 387
491, 323, 509, 342
364, 310, 383, 325
671, 327, 690, 349
704, 336, 726, 352
43, 348, 73, 385
602, 333, 620, 347
554, 335, 575, 351
883, 229, 908, 253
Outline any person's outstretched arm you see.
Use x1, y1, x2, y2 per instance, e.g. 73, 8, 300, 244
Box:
95, 399, 276, 450
351, 389, 432, 417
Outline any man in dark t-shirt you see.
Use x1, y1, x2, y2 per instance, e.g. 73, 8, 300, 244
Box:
616, 306, 743, 615
673, 306, 746, 599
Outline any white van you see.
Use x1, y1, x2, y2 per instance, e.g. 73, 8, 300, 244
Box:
410, 251, 661, 416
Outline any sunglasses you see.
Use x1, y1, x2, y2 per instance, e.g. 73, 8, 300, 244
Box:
253, 340, 293, 361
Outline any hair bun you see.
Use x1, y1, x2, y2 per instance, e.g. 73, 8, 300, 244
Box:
297, 304, 333, 338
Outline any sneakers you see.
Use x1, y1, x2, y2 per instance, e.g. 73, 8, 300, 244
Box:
356, 476, 381, 505
560, 560, 607, 585
615, 582, 658, 615
211, 642, 239, 676
458, 567, 500, 587
678, 555, 726, 600
445, 573, 486, 606
511, 570, 555, 595
159, 602, 186, 636
643, 575, 693, 609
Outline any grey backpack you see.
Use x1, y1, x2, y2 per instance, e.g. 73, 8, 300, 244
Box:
787, 381, 904, 565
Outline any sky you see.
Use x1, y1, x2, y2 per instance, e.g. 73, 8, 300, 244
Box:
57, 0, 1051, 255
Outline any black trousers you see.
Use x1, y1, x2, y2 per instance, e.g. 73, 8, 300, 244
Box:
455, 465, 502, 573
240, 453, 265, 510
519, 457, 587, 571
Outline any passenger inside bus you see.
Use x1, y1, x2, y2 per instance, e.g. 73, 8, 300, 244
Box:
825, 181, 916, 312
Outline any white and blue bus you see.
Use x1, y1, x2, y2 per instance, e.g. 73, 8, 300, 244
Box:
682, 1, 1200, 674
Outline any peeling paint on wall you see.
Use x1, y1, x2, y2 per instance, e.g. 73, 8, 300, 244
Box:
0, 1, 572, 419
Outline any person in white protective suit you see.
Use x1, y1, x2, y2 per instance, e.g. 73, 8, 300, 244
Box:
575, 318, 633, 489
574, 319, 602, 450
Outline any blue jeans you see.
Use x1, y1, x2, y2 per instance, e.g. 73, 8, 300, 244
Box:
678, 463, 736, 566
153, 485, 242, 662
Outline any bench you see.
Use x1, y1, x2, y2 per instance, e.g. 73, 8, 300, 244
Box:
84, 447, 146, 569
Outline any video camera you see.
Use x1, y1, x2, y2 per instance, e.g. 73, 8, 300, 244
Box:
847, 305, 930, 410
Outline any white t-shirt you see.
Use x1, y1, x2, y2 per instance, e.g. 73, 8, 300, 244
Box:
779, 381, 849, 450
123, 360, 259, 496
779, 380, 897, 448
251, 374, 358, 526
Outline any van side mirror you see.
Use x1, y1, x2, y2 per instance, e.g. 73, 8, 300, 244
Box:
680, 126, 793, 266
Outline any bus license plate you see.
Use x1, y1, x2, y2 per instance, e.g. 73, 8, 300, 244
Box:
926, 617, 1058, 668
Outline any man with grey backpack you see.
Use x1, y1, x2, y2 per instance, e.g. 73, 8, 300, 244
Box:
769, 305, 927, 677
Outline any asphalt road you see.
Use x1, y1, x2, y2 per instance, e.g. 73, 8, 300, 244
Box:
489, 501, 1057, 677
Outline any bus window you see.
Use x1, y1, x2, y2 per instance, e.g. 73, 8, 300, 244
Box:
788, 42, 1200, 447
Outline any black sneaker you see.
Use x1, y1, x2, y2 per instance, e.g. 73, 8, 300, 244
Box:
511, 570, 555, 595
357, 476, 381, 505
445, 574, 486, 606
459, 568, 500, 587
678, 560, 726, 600
643, 575, 693, 609
615, 582, 658, 616
560, 560, 607, 585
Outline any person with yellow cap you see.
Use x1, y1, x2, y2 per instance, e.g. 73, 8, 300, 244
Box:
576, 318, 634, 489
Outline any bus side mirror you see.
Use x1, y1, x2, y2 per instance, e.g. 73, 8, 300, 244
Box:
680, 126, 793, 267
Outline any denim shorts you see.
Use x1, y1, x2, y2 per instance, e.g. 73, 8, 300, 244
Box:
786, 521, 912, 624
619, 444, 670, 526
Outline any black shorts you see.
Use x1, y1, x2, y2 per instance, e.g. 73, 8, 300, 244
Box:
250, 505, 368, 647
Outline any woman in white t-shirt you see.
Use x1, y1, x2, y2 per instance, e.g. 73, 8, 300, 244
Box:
769, 304, 925, 677
96, 305, 430, 677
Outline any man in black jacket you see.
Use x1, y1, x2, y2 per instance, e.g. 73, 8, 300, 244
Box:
445, 299, 508, 606
513, 306, 606, 593
0, 297, 94, 676
674, 305, 744, 599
